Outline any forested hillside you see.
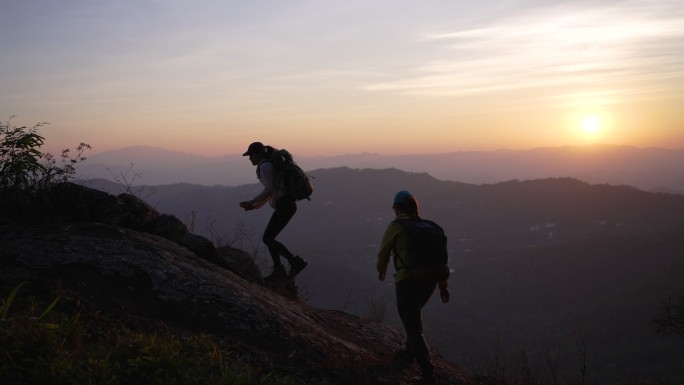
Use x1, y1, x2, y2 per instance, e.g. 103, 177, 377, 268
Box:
88, 167, 684, 383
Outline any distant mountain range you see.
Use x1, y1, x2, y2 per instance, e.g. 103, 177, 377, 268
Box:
86, 167, 684, 382
77, 144, 684, 193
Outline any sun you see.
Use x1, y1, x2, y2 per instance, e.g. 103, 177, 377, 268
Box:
581, 115, 601, 135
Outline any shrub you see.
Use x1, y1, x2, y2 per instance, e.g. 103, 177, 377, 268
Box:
0, 116, 91, 219
0, 117, 46, 194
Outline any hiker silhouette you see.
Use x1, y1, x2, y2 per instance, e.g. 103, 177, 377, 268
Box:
377, 190, 450, 385
239, 142, 308, 282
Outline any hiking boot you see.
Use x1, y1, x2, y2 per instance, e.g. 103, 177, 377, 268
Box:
288, 255, 308, 279
264, 266, 287, 282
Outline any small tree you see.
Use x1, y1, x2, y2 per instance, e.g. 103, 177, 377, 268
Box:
0, 116, 91, 218
0, 117, 47, 194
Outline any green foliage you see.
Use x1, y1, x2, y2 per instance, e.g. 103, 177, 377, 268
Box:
0, 116, 91, 221
0, 116, 91, 197
0, 118, 46, 193
0, 283, 294, 385
0, 282, 27, 321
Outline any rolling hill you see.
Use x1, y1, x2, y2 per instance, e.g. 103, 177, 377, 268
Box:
87, 167, 684, 383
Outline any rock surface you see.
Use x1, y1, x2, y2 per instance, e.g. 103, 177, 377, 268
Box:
0, 183, 470, 384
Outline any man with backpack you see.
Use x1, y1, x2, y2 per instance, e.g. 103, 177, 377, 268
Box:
239, 142, 308, 282
377, 190, 450, 385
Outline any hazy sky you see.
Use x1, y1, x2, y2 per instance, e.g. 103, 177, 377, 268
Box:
2, 0, 683, 156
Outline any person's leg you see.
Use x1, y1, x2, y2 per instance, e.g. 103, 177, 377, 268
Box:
262, 198, 297, 270
396, 279, 437, 381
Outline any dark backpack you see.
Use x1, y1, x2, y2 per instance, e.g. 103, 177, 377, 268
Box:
393, 218, 450, 282
269, 149, 313, 201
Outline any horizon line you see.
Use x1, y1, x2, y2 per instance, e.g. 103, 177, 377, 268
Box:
82, 143, 684, 159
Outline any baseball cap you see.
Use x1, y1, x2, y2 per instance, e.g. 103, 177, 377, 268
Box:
242, 142, 265, 156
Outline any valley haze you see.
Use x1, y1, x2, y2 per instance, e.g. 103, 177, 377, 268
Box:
77, 144, 684, 194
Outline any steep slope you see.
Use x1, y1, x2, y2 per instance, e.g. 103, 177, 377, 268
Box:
0, 183, 470, 385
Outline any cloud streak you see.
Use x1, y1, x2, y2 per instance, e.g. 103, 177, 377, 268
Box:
364, 0, 684, 107
2, 1, 682, 154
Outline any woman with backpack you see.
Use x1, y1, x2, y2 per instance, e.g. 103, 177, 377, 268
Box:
239, 142, 308, 282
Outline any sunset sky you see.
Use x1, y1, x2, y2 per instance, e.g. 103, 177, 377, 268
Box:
2, 0, 683, 157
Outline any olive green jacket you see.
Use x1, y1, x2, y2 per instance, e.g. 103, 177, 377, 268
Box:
377, 214, 448, 290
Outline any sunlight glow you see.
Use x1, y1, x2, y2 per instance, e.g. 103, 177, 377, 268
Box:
4, 1, 684, 155
582, 115, 601, 135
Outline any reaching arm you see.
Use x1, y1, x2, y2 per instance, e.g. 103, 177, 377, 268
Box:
251, 161, 274, 208
377, 222, 402, 281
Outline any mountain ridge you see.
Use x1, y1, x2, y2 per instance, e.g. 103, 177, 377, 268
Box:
77, 144, 684, 193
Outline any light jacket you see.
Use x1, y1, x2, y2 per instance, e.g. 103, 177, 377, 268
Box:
251, 160, 285, 209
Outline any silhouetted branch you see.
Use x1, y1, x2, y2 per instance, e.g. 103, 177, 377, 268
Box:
654, 293, 684, 340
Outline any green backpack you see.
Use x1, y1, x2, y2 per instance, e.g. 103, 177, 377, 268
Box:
270, 149, 313, 201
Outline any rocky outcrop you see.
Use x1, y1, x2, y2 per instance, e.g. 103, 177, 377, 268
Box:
44, 182, 223, 264
0, 183, 470, 384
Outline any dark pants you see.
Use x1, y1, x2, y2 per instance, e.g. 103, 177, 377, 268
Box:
262, 196, 297, 268
396, 278, 438, 376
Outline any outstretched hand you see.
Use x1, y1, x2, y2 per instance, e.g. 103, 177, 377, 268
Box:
239, 201, 255, 211
440, 288, 450, 303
